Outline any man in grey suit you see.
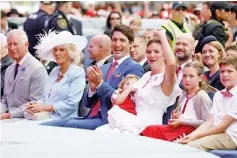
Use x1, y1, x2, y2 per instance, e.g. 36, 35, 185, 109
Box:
130, 36, 151, 73
0, 29, 48, 120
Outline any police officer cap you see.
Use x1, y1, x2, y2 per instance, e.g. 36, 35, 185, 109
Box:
231, 4, 237, 15
200, 36, 217, 52
40, 1, 54, 5
210, 1, 230, 11
172, 1, 187, 10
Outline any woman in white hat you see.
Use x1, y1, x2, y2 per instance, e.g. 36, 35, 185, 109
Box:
25, 31, 87, 120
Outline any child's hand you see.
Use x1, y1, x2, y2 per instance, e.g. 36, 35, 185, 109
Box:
171, 109, 180, 119
127, 82, 137, 92
168, 119, 182, 128
176, 134, 198, 144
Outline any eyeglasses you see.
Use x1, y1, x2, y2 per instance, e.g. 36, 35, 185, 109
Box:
110, 17, 120, 21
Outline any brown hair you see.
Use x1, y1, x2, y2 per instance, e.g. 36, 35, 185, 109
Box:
207, 41, 226, 62
111, 24, 134, 43
184, 61, 209, 93
225, 44, 237, 52
118, 74, 140, 90
219, 55, 237, 71
146, 38, 161, 48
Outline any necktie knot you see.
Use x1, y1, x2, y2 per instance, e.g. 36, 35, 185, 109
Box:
221, 90, 233, 97
112, 61, 118, 67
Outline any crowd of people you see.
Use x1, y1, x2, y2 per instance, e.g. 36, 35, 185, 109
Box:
1, 1, 237, 157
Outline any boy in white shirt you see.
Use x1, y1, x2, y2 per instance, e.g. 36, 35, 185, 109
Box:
177, 55, 237, 151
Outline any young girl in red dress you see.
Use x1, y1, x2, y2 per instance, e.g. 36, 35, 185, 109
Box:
111, 74, 139, 115
141, 61, 212, 141
104, 74, 140, 133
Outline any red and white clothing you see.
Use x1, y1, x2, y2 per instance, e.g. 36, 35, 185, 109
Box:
141, 90, 212, 141
111, 90, 136, 115
96, 72, 182, 135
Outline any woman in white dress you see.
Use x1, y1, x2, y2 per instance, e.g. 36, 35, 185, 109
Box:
96, 29, 182, 134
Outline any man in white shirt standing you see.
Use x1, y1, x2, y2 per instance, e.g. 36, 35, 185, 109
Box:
175, 33, 196, 86
130, 36, 151, 73
0, 29, 48, 120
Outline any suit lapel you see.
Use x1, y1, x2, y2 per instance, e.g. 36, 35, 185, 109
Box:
89, 61, 96, 66
143, 61, 151, 72
7, 63, 17, 93
104, 56, 113, 64
103, 63, 111, 81
107, 57, 131, 84
12, 54, 31, 87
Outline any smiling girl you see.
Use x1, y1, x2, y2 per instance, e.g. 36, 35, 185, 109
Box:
141, 61, 212, 141
177, 56, 237, 151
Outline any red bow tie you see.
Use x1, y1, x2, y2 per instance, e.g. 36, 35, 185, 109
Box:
221, 90, 233, 97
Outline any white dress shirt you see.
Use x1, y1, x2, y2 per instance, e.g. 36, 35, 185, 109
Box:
96, 55, 112, 68
210, 85, 237, 146
138, 58, 147, 66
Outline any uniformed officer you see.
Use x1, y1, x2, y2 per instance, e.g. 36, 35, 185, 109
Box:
45, 1, 81, 35
161, 2, 191, 51
24, 1, 55, 57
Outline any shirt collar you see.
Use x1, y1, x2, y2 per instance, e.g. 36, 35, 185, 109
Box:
112, 55, 130, 66
96, 55, 112, 68
227, 85, 237, 96
179, 59, 192, 69
138, 58, 147, 66
18, 52, 29, 66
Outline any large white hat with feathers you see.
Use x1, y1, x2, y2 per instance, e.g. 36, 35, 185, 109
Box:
34, 30, 87, 61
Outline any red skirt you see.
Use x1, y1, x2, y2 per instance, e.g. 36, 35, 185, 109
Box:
141, 125, 196, 142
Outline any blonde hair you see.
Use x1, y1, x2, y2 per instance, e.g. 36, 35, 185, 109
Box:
118, 74, 140, 90
205, 41, 226, 62
77, 51, 84, 69
184, 61, 209, 93
64, 43, 81, 65
129, 15, 142, 26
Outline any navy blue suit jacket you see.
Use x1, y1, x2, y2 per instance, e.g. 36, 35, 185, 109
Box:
83, 57, 144, 124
